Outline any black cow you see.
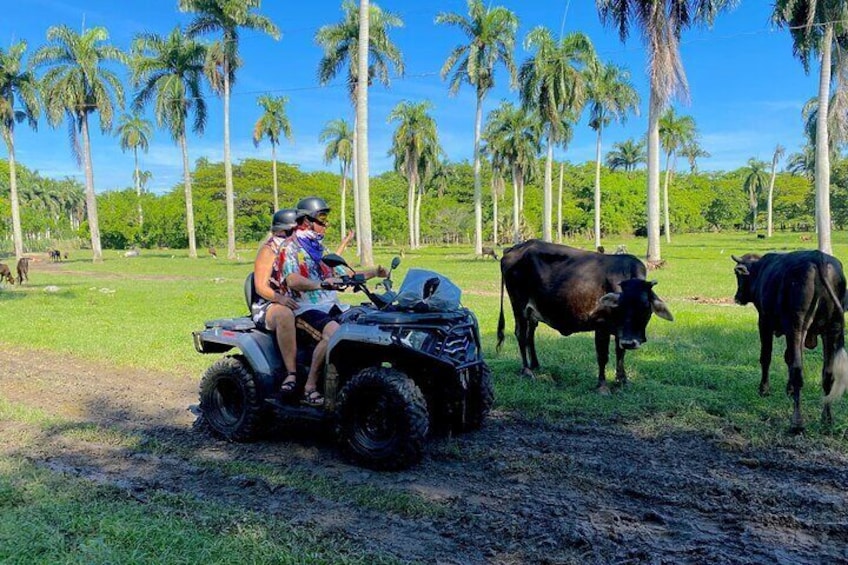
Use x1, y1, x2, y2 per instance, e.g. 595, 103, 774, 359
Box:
497, 240, 673, 392
732, 251, 848, 430
16, 257, 29, 284
49, 249, 61, 262
0, 263, 13, 285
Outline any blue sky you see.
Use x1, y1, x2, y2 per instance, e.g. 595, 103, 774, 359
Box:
0, 0, 818, 194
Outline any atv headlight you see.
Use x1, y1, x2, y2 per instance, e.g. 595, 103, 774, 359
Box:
396, 329, 431, 351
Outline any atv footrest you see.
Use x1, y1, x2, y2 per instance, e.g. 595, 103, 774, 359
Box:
265, 397, 328, 422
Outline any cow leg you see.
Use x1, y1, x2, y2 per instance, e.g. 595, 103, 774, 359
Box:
758, 321, 773, 397
821, 330, 840, 427
784, 333, 805, 432
595, 331, 611, 395
614, 336, 628, 386
514, 312, 534, 379
527, 319, 541, 371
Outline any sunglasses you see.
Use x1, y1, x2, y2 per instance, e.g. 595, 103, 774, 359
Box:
310, 212, 329, 227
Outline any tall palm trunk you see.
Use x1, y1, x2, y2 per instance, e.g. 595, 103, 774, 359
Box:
271, 142, 279, 211
180, 132, 198, 258
662, 150, 672, 243
473, 90, 484, 255
415, 185, 422, 248
4, 132, 24, 260
557, 162, 564, 244
407, 166, 416, 249
816, 24, 833, 254
134, 147, 143, 230
512, 164, 520, 244
223, 54, 236, 260
80, 114, 103, 263
767, 156, 778, 238
593, 128, 603, 249
340, 160, 348, 241
543, 133, 553, 242
356, 0, 374, 266
646, 89, 662, 261
352, 122, 361, 258
492, 175, 498, 246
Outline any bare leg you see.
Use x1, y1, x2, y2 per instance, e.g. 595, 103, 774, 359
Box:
304, 321, 340, 394
266, 304, 296, 378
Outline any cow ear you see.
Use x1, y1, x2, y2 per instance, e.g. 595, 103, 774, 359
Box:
598, 292, 620, 309
734, 264, 750, 276
651, 295, 674, 321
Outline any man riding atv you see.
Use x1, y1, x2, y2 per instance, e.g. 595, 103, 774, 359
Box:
281, 197, 387, 407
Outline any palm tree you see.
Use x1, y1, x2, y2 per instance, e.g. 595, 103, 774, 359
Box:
520, 28, 595, 242
801, 95, 845, 157
678, 139, 710, 173
585, 59, 639, 249
0, 40, 39, 262
786, 144, 815, 180
597, 0, 737, 261
116, 113, 152, 230
316, 0, 404, 265
774, 1, 846, 254
388, 100, 440, 249
252, 95, 292, 211
606, 138, 646, 175
484, 101, 541, 243
767, 143, 786, 237
131, 27, 207, 259
179, 0, 279, 260
743, 158, 769, 233
658, 108, 696, 242
436, 0, 518, 256
34, 25, 127, 263
320, 118, 354, 241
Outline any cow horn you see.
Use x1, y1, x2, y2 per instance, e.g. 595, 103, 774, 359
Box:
731, 254, 743, 263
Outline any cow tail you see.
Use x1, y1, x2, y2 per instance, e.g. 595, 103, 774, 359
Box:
497, 267, 506, 353
826, 347, 848, 405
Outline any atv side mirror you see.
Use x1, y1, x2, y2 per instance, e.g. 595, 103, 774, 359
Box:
390, 257, 401, 270
322, 253, 351, 272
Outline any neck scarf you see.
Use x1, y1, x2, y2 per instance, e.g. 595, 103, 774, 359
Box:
296, 229, 325, 265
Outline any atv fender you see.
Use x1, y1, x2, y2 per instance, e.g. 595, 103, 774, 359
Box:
193, 326, 282, 396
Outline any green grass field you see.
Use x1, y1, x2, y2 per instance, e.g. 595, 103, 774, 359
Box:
3, 231, 848, 563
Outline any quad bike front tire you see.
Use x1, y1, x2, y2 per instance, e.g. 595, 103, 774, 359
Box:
336, 367, 429, 470
199, 355, 264, 442
461, 363, 494, 431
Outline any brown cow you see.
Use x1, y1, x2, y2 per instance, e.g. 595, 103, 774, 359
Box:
0, 263, 14, 285
16, 257, 29, 284
481, 246, 498, 260
208, 246, 218, 259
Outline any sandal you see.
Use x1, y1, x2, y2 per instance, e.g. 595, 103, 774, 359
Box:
301, 389, 324, 407
279, 372, 298, 396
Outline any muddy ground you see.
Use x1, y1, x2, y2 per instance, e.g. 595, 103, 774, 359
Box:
2, 346, 848, 564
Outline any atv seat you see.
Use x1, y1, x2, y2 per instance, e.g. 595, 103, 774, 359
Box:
244, 273, 260, 312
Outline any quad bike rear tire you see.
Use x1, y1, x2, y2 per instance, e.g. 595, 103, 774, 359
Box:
336, 367, 429, 470
199, 355, 264, 442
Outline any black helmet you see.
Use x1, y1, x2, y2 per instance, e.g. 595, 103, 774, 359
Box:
295, 196, 331, 222
271, 208, 297, 233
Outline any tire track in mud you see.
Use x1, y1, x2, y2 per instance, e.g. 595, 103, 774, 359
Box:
2, 346, 848, 564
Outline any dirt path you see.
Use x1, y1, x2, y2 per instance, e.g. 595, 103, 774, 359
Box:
3, 346, 848, 564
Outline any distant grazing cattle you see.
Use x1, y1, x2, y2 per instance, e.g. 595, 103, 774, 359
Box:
49, 249, 61, 262
0, 263, 14, 285
614, 245, 628, 255
732, 250, 848, 430
800, 234, 812, 242
497, 240, 673, 392
63, 252, 69, 260
208, 246, 218, 259
757, 234, 766, 239
124, 249, 140, 258
481, 246, 498, 260
16, 257, 29, 284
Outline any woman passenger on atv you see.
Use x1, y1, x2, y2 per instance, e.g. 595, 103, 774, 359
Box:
252, 208, 301, 395
283, 196, 387, 407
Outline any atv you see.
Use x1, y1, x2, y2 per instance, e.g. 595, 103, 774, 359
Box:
192, 254, 493, 470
